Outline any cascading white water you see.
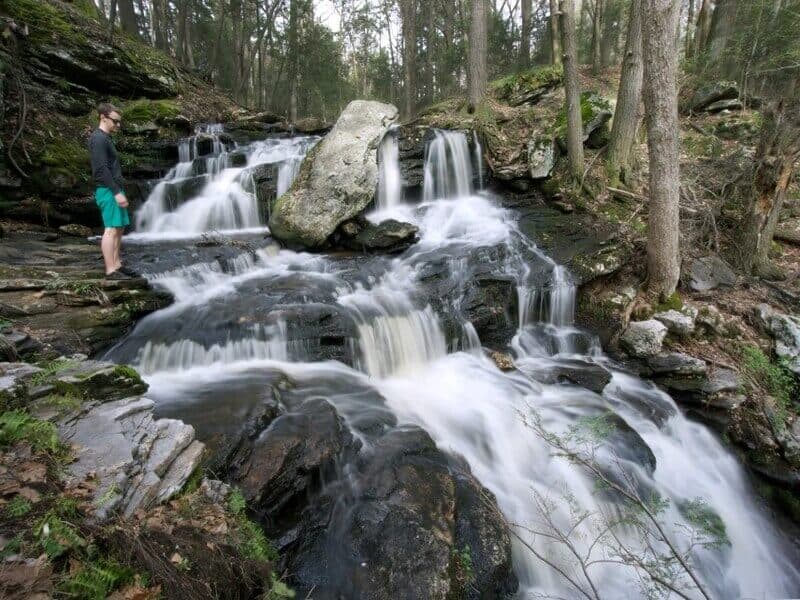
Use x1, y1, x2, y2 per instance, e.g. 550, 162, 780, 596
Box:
135, 323, 290, 375
473, 131, 484, 190
422, 129, 474, 202
111, 127, 800, 599
376, 128, 402, 211
133, 133, 318, 238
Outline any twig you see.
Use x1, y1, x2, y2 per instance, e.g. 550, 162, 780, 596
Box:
608, 186, 648, 202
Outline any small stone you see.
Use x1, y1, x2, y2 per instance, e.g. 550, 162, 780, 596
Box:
754, 304, 800, 375
58, 224, 93, 237
705, 99, 743, 113
200, 478, 231, 503
696, 305, 729, 336
490, 351, 515, 371
688, 256, 737, 292
647, 352, 707, 376
653, 310, 695, 336
620, 320, 668, 357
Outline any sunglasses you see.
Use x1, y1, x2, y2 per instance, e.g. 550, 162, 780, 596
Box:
106, 116, 122, 125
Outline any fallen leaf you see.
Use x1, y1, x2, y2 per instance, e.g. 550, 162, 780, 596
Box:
169, 552, 183, 565
18, 487, 42, 503
18, 461, 47, 484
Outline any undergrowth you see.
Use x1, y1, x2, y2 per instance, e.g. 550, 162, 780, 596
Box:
739, 345, 798, 430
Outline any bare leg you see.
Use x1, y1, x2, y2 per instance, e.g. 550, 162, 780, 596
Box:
101, 228, 117, 274
113, 227, 123, 271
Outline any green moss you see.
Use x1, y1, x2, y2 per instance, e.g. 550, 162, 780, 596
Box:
655, 291, 683, 312
5, 0, 86, 44
122, 98, 180, 125
554, 91, 611, 134
113, 364, 141, 380
40, 140, 90, 170
490, 65, 563, 99
739, 345, 798, 430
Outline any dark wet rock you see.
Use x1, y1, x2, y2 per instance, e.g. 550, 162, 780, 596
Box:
689, 81, 739, 113
245, 161, 280, 216
0, 231, 173, 356
687, 255, 737, 292
706, 99, 743, 113
162, 174, 209, 209
520, 358, 612, 393
270, 101, 399, 248
227, 397, 360, 527
287, 426, 517, 600
336, 218, 419, 254
462, 276, 519, 350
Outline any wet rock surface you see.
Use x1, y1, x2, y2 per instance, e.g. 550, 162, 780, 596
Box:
286, 426, 516, 600
0, 231, 172, 357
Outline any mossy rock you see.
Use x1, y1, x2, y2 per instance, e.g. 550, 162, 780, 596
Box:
490, 65, 563, 105
122, 98, 181, 126
554, 91, 612, 145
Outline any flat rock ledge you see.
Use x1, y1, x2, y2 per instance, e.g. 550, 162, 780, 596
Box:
1, 359, 203, 522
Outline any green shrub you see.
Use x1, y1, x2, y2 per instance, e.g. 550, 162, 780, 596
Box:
740, 345, 798, 429
58, 557, 136, 600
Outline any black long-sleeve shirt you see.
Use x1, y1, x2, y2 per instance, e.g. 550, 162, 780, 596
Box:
88, 128, 124, 194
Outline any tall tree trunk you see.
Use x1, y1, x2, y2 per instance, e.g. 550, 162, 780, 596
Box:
693, 0, 712, 59
468, 0, 488, 111
425, 0, 435, 102
591, 0, 603, 73
108, 0, 118, 40
642, 0, 681, 298
151, 0, 167, 50
599, 0, 615, 66
399, 0, 417, 118
706, 0, 737, 77
742, 102, 800, 276
521, 0, 532, 68
289, 0, 300, 122
117, 0, 139, 37
559, 0, 584, 181
177, 0, 189, 63
550, 0, 562, 65
606, 0, 643, 182
684, 0, 695, 59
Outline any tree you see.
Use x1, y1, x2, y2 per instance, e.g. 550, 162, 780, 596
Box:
520, 0, 532, 68
741, 101, 800, 276
550, 0, 562, 66
692, 0, 712, 59
468, 0, 488, 111
684, 0, 695, 59
590, 0, 603, 73
642, 0, 681, 298
559, 0, 584, 181
398, 0, 417, 117
117, 0, 140, 38
606, 0, 643, 183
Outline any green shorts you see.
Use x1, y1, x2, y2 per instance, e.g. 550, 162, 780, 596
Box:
95, 187, 130, 228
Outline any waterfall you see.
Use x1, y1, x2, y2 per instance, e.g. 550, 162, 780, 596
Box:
133, 134, 319, 238
376, 128, 402, 211
109, 127, 800, 599
473, 131, 484, 190
422, 130, 474, 202
135, 323, 290, 375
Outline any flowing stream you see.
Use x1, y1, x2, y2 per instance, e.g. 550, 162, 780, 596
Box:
109, 127, 800, 598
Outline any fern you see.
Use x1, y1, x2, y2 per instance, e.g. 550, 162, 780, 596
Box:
0, 410, 64, 455
59, 558, 135, 600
